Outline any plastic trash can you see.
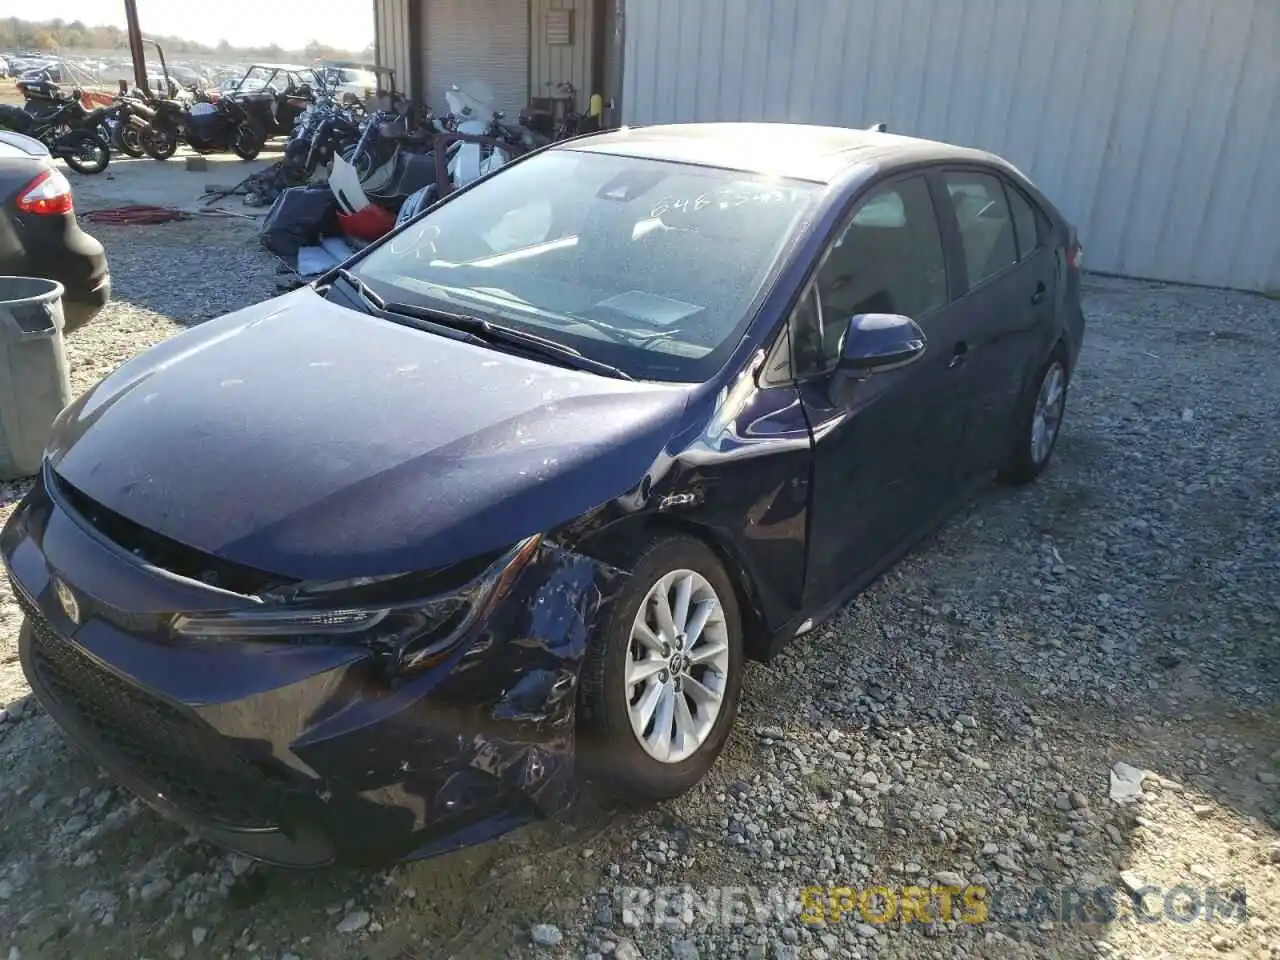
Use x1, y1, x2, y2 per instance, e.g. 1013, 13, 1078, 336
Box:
0, 276, 73, 481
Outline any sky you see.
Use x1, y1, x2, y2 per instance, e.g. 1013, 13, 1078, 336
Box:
15, 0, 375, 51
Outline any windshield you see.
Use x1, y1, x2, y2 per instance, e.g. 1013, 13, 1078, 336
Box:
351, 149, 819, 382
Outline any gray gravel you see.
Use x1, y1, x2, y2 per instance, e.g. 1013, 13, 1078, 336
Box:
1, 205, 1278, 960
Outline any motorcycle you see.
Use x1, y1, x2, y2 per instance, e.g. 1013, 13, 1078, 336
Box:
187, 96, 266, 159
338, 106, 429, 181
285, 102, 363, 181
0, 94, 110, 174
141, 92, 265, 161
111, 94, 149, 158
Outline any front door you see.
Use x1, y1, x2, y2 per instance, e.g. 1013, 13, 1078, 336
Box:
795, 174, 972, 610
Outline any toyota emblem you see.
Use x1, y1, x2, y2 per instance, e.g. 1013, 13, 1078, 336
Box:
53, 578, 80, 626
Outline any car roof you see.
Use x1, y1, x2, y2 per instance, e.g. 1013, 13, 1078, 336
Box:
564, 122, 1002, 184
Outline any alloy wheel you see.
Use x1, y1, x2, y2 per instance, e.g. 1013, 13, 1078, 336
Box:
1031, 361, 1066, 465
625, 569, 730, 764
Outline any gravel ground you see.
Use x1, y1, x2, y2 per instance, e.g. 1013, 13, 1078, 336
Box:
0, 204, 1277, 960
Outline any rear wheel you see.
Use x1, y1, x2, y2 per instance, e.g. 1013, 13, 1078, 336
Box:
578, 535, 744, 801
999, 349, 1069, 484
59, 132, 109, 175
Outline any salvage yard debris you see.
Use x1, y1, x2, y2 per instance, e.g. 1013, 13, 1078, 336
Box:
81, 205, 190, 224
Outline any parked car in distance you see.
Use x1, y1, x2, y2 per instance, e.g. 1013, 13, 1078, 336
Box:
0, 131, 109, 332
3, 122, 1084, 867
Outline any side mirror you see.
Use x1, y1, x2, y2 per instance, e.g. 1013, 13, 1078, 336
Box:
838, 313, 926, 375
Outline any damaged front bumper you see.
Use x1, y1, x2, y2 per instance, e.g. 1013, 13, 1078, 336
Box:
2, 478, 621, 867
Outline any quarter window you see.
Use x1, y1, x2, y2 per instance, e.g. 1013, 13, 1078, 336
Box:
1006, 184, 1042, 259
944, 172, 1018, 289
792, 176, 946, 376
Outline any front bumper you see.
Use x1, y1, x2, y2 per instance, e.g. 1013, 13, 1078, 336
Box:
3, 472, 618, 866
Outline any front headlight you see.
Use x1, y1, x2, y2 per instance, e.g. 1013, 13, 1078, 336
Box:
170, 535, 541, 674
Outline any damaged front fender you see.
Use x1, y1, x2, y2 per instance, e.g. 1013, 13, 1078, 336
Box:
274, 542, 626, 863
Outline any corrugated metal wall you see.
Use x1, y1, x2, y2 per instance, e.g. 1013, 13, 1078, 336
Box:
621, 0, 1280, 291
530, 0, 597, 103
421, 0, 530, 116
373, 0, 416, 100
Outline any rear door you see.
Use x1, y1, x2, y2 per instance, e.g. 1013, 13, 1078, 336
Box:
936, 168, 1051, 479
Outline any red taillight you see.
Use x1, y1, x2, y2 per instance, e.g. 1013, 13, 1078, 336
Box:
1067, 239, 1083, 270
16, 169, 74, 216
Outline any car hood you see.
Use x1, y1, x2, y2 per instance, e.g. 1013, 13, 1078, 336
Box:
48, 287, 691, 583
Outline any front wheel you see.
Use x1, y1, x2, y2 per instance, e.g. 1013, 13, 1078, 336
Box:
999, 350, 1069, 485
142, 125, 178, 160
578, 535, 744, 801
232, 122, 263, 160
57, 132, 110, 174
115, 124, 145, 157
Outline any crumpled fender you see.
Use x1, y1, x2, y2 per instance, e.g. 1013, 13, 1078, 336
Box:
442, 542, 627, 817
282, 541, 627, 863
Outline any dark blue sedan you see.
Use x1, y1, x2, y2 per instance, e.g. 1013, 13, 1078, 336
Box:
2, 123, 1085, 866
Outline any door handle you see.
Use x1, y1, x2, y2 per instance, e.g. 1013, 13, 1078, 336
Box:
1031, 281, 1047, 305
948, 341, 969, 369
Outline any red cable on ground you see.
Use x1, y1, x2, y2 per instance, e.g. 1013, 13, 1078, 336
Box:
80, 206, 191, 225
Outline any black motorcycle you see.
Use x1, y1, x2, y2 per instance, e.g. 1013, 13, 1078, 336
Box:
142, 92, 265, 161
283, 104, 363, 181
0, 94, 110, 174
111, 94, 149, 158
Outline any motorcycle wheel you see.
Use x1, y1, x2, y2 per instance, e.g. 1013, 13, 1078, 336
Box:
232, 123, 264, 161
142, 126, 178, 161
115, 125, 145, 158
59, 132, 110, 175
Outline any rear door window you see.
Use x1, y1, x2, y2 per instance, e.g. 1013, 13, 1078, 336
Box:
943, 172, 1018, 289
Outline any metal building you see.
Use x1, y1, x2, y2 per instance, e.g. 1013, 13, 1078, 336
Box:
374, 0, 1280, 292
374, 0, 623, 119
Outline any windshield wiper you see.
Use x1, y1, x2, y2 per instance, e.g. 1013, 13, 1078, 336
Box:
334, 268, 388, 310
333, 270, 633, 380
393, 301, 635, 381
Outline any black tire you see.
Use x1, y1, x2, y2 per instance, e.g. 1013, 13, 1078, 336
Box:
999, 346, 1070, 485
115, 125, 144, 158
142, 126, 178, 161
59, 132, 109, 175
578, 535, 744, 801
232, 123, 263, 161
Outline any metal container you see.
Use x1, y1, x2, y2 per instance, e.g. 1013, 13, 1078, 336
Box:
0, 276, 72, 480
